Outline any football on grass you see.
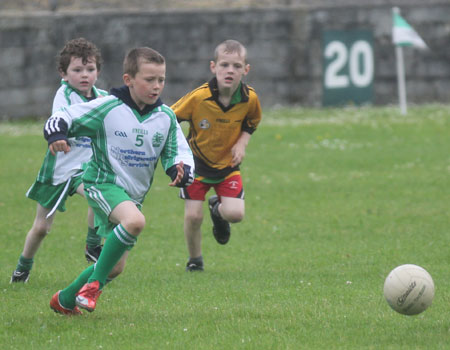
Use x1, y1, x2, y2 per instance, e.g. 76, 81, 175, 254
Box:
383, 264, 435, 315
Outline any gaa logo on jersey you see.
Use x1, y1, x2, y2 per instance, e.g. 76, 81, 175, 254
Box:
199, 119, 210, 129
114, 130, 128, 137
152, 132, 164, 147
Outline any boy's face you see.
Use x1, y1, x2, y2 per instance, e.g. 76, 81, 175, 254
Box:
60, 56, 99, 97
124, 61, 166, 110
210, 50, 249, 92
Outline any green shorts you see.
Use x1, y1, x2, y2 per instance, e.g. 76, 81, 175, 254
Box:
26, 175, 83, 212
84, 182, 142, 240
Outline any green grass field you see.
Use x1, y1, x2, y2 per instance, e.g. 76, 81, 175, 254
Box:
1, 105, 449, 349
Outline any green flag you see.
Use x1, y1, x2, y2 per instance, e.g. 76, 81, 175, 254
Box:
392, 9, 427, 49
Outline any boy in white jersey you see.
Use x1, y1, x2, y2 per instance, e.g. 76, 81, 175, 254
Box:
11, 38, 108, 283
46, 47, 194, 315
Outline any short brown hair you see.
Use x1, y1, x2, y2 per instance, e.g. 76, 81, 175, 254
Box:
214, 40, 247, 63
123, 47, 165, 77
57, 37, 102, 74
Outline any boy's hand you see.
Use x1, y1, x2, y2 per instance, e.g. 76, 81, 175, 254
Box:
168, 161, 184, 187
231, 132, 251, 167
231, 143, 246, 167
168, 161, 194, 188
49, 140, 71, 156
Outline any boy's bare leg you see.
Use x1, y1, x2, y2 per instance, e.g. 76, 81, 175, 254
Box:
22, 204, 54, 258
217, 196, 245, 224
184, 199, 204, 270
11, 204, 54, 282
184, 199, 204, 258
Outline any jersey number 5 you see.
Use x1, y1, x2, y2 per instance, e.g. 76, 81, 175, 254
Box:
135, 135, 144, 147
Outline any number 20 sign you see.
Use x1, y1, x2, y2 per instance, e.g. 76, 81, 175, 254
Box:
322, 30, 374, 106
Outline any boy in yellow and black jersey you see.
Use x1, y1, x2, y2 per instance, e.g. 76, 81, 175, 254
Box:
171, 39, 262, 271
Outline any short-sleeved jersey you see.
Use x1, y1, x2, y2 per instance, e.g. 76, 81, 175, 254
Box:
45, 94, 194, 204
171, 78, 262, 179
36, 81, 108, 185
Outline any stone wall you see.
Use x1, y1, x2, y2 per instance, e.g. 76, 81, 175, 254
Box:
1, 4, 449, 119
1, 0, 445, 12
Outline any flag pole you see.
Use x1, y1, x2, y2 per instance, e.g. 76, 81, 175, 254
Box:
395, 45, 407, 115
393, 7, 407, 115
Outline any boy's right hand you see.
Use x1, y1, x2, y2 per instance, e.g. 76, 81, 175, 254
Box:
49, 140, 71, 155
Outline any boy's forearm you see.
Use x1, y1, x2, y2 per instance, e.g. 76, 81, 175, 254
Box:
43, 113, 69, 145
236, 131, 251, 147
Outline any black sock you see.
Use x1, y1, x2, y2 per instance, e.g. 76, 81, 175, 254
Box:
188, 256, 203, 265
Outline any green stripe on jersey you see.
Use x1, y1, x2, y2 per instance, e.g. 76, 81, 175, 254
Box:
160, 105, 179, 170
63, 81, 73, 105
76, 99, 123, 185
70, 99, 123, 135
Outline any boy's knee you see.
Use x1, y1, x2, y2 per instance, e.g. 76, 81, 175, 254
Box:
185, 212, 203, 227
122, 213, 146, 236
131, 215, 146, 235
32, 223, 51, 237
227, 211, 244, 223
222, 207, 244, 223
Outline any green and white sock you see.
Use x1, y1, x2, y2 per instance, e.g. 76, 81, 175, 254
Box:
86, 226, 101, 248
88, 224, 136, 288
59, 265, 95, 309
16, 255, 33, 272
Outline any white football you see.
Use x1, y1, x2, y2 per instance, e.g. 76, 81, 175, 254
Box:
383, 264, 435, 315
384, 264, 434, 315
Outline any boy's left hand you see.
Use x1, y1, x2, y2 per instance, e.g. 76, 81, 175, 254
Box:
231, 143, 246, 167
231, 132, 251, 167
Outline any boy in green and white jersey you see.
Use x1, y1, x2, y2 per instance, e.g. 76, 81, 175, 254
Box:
46, 47, 194, 315
11, 38, 108, 284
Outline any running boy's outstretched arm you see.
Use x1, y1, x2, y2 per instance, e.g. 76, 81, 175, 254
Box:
44, 114, 71, 155
44, 97, 108, 155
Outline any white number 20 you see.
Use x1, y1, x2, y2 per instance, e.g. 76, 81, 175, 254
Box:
324, 40, 374, 89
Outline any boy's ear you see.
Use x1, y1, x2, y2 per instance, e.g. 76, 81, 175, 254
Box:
243, 63, 250, 76
123, 73, 132, 86
209, 61, 216, 74
59, 69, 67, 80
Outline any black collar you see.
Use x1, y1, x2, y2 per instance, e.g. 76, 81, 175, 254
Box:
110, 85, 163, 116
